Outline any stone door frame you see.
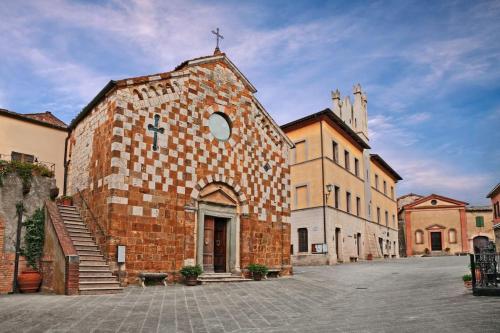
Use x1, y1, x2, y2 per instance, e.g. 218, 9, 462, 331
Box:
197, 202, 240, 274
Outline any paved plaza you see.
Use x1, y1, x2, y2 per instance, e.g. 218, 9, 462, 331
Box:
1, 256, 499, 332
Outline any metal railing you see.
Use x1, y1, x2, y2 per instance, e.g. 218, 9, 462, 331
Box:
0, 153, 56, 175
470, 249, 499, 291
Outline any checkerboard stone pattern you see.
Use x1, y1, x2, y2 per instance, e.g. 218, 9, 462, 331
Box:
67, 55, 292, 284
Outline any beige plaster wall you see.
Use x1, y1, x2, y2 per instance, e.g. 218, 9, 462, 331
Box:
0, 115, 67, 188
409, 208, 463, 254
466, 210, 494, 246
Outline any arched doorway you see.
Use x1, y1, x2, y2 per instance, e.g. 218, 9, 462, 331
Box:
473, 236, 489, 253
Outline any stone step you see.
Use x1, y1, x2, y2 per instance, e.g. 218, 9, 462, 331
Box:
63, 221, 86, 227
79, 263, 110, 271
79, 270, 114, 277
62, 217, 84, 224
77, 249, 102, 256
75, 245, 100, 252
70, 236, 94, 243
79, 259, 107, 266
79, 281, 121, 289
57, 205, 78, 211
79, 275, 119, 282
79, 287, 123, 295
200, 273, 234, 278
59, 210, 81, 216
68, 231, 92, 237
199, 277, 252, 284
78, 254, 104, 261
66, 225, 88, 232
73, 241, 97, 247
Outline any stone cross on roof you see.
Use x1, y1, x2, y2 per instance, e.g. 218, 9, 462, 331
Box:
211, 27, 224, 52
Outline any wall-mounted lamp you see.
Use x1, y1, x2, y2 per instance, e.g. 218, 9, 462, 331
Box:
325, 184, 334, 201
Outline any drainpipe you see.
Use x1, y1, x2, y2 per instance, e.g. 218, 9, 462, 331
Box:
320, 120, 327, 245
63, 133, 70, 196
12, 203, 23, 293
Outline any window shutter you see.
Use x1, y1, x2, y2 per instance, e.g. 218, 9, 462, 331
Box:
475, 216, 484, 227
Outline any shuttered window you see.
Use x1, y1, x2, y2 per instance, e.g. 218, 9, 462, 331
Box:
476, 216, 484, 227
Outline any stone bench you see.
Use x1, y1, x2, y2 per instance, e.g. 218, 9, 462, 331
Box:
138, 272, 168, 288
266, 269, 281, 279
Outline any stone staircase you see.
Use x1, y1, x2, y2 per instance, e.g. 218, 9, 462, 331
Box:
198, 273, 252, 284
57, 205, 122, 295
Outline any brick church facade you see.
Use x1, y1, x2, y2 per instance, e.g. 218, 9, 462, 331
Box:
65, 51, 293, 284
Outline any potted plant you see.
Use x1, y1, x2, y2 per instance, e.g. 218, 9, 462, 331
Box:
18, 208, 44, 293
247, 263, 269, 281
462, 274, 472, 289
424, 248, 430, 256
180, 265, 203, 286
57, 195, 73, 206
367, 253, 373, 261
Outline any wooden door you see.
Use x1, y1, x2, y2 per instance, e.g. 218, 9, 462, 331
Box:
203, 216, 215, 272
214, 219, 227, 272
431, 232, 442, 251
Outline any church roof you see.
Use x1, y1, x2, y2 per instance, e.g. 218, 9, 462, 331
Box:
486, 183, 500, 198
68, 51, 293, 147
0, 108, 68, 131
404, 193, 468, 209
370, 154, 403, 181
280, 108, 371, 150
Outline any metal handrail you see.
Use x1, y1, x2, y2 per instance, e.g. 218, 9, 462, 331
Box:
76, 188, 107, 238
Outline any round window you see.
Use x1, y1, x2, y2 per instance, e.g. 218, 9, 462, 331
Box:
208, 112, 231, 141
431, 199, 437, 205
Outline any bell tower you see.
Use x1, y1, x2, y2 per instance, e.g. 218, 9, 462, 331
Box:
331, 84, 369, 144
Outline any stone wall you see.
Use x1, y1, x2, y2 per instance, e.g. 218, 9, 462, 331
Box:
67, 54, 292, 283
0, 173, 56, 293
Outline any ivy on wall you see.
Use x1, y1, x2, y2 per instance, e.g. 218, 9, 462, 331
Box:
21, 208, 45, 270
0, 160, 54, 195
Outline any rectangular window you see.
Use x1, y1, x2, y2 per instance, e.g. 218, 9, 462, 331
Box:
383, 181, 387, 195
334, 186, 340, 208
354, 158, 359, 176
476, 216, 484, 227
332, 141, 339, 163
392, 214, 395, 227
344, 150, 350, 170
375, 174, 379, 189
346, 192, 351, 213
295, 185, 308, 209
356, 197, 361, 216
385, 211, 389, 226
391, 186, 394, 199
11, 151, 35, 163
294, 141, 306, 163
377, 207, 381, 223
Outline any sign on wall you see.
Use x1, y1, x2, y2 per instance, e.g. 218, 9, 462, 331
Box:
312, 243, 328, 254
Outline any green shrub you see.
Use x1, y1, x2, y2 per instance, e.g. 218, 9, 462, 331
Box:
180, 265, 203, 277
0, 160, 54, 194
21, 208, 45, 270
462, 274, 472, 282
247, 263, 269, 275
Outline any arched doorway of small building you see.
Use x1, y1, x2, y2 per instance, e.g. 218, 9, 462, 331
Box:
196, 182, 241, 274
473, 236, 489, 253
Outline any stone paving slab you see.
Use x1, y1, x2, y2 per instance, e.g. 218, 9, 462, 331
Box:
1, 257, 499, 332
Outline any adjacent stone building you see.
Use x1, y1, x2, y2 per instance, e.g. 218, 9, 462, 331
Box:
281, 85, 402, 265
486, 183, 500, 249
399, 193, 494, 255
65, 50, 293, 283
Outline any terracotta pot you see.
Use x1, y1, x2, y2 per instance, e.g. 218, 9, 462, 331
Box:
464, 280, 472, 289
184, 275, 198, 286
60, 198, 72, 206
253, 273, 263, 281
18, 269, 42, 293
367, 253, 373, 261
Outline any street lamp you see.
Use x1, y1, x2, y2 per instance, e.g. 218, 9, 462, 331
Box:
325, 184, 333, 201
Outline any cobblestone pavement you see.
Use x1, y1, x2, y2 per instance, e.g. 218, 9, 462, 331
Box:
1, 256, 499, 333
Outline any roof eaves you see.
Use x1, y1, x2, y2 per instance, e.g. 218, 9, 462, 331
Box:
370, 154, 403, 181
486, 183, 500, 198
0, 108, 68, 131
69, 80, 117, 130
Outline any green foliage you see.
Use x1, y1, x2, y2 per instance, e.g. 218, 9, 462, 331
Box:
462, 274, 472, 282
247, 263, 269, 275
0, 160, 54, 195
21, 208, 45, 270
180, 265, 203, 277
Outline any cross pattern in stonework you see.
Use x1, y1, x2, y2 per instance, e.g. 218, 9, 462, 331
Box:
147, 114, 164, 151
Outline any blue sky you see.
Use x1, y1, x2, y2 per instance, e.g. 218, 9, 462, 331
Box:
0, 0, 499, 204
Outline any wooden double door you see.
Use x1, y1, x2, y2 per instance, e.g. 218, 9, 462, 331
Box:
203, 216, 228, 272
